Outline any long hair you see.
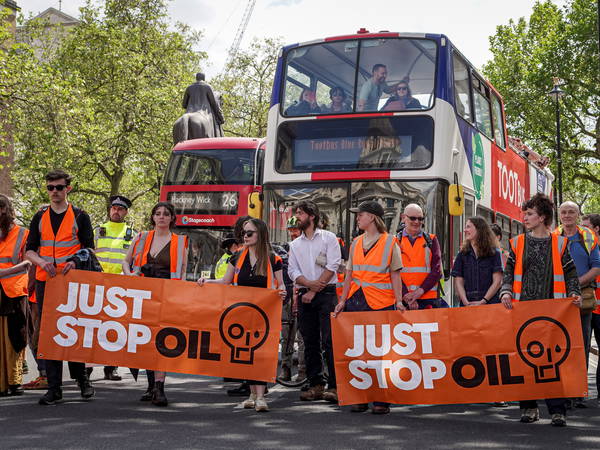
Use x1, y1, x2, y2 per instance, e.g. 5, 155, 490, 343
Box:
0, 194, 15, 239
244, 218, 271, 277
461, 216, 498, 257
395, 81, 414, 101
374, 216, 388, 234
150, 202, 176, 229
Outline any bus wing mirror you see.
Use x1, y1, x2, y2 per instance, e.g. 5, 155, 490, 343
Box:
448, 184, 464, 216
248, 192, 263, 219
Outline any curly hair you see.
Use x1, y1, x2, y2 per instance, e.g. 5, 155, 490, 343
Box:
522, 193, 554, 227
461, 216, 499, 257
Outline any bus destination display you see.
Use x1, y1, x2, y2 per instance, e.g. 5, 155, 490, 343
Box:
167, 191, 239, 215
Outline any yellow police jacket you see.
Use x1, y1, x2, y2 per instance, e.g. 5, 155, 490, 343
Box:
94, 221, 134, 274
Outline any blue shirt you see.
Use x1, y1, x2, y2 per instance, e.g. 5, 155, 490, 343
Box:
567, 233, 600, 282
451, 248, 503, 303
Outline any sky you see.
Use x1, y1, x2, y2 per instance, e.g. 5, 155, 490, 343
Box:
20, 0, 567, 78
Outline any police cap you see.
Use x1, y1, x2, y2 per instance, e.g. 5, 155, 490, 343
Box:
109, 195, 132, 209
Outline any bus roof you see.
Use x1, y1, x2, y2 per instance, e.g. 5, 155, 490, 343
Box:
172, 137, 263, 152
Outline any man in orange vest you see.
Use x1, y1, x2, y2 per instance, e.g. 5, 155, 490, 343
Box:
398, 204, 443, 310
25, 170, 96, 406
581, 212, 600, 405
499, 193, 582, 427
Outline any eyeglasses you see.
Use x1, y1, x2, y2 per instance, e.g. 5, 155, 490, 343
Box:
243, 230, 256, 237
47, 184, 67, 191
407, 216, 425, 222
397, 86, 408, 91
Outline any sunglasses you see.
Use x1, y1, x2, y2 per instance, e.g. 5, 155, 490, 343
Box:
47, 184, 67, 191
397, 86, 408, 91
243, 230, 256, 237
407, 216, 425, 222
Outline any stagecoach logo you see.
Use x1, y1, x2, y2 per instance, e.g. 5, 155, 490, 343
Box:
219, 302, 269, 364
181, 216, 216, 225
472, 134, 485, 200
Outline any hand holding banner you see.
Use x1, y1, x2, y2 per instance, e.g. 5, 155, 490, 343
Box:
331, 299, 587, 406
38, 270, 282, 382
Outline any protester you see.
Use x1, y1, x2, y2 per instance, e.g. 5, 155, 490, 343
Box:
197, 218, 286, 412
92, 194, 134, 381
452, 217, 503, 306
499, 193, 582, 426
333, 201, 404, 414
397, 204, 443, 309
581, 213, 600, 403
288, 201, 341, 403
0, 195, 30, 397
555, 202, 600, 408
122, 201, 188, 407
490, 223, 509, 269
25, 169, 96, 405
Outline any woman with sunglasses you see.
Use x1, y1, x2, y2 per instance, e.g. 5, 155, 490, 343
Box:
0, 195, 31, 397
197, 218, 286, 412
324, 86, 351, 113
122, 201, 188, 407
382, 80, 421, 111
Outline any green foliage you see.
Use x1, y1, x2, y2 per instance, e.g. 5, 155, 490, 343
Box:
211, 37, 282, 138
3, 0, 205, 227
483, 0, 600, 213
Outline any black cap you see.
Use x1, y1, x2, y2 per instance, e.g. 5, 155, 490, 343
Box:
350, 201, 384, 218
221, 234, 238, 250
109, 195, 132, 209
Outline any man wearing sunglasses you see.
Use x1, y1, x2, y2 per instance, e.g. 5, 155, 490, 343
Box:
25, 169, 96, 405
398, 204, 443, 310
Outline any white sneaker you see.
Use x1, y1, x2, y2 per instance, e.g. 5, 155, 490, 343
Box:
255, 397, 269, 412
242, 394, 256, 409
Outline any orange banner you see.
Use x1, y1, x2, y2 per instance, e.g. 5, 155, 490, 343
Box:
331, 300, 587, 406
38, 270, 282, 382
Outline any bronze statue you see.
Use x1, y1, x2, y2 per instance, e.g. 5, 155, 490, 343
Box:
173, 73, 224, 144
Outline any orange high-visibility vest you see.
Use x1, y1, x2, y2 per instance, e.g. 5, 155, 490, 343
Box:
36, 205, 81, 282
348, 233, 397, 309
131, 231, 188, 280
232, 247, 279, 289
509, 233, 567, 301
0, 225, 29, 297
399, 233, 438, 300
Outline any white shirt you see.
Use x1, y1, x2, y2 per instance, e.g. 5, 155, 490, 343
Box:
288, 228, 341, 286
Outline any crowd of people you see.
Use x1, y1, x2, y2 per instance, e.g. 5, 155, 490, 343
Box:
0, 169, 599, 428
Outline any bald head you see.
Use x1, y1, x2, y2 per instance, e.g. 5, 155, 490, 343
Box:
559, 201, 580, 229
559, 201, 579, 213
402, 203, 425, 235
404, 203, 423, 216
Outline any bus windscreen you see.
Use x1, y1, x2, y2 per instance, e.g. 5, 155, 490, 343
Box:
164, 149, 255, 186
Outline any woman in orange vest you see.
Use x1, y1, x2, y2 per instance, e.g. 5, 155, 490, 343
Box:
0, 195, 31, 396
499, 193, 581, 427
333, 201, 405, 415
123, 202, 188, 407
198, 218, 286, 412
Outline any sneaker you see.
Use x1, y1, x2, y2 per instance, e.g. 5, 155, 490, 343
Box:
39, 389, 63, 405
551, 413, 566, 427
493, 401, 509, 407
299, 385, 324, 401
323, 388, 338, 403
78, 378, 95, 399
242, 394, 257, 409
23, 376, 48, 390
103, 367, 122, 381
255, 397, 269, 412
520, 408, 539, 423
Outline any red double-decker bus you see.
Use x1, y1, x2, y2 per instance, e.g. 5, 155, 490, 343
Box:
160, 137, 264, 280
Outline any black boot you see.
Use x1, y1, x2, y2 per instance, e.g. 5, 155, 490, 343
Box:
140, 370, 155, 401
78, 375, 95, 400
103, 366, 122, 381
152, 381, 168, 406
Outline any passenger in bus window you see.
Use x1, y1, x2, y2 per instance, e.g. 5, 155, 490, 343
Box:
323, 86, 351, 113
285, 89, 321, 116
451, 217, 503, 307
491, 223, 509, 269
357, 64, 394, 112
381, 80, 422, 111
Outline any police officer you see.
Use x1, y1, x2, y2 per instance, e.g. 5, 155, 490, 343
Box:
214, 234, 239, 279
93, 195, 134, 381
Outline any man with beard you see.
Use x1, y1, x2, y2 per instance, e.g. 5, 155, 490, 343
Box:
91, 195, 134, 381
288, 201, 341, 403
25, 169, 96, 405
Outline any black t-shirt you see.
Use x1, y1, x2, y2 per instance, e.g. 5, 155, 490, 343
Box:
25, 205, 95, 252
229, 251, 282, 288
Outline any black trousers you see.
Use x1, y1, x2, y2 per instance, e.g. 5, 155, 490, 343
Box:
298, 286, 337, 389
519, 398, 567, 415
36, 281, 86, 392
592, 313, 600, 397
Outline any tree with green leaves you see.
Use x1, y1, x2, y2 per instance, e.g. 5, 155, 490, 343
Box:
4, 0, 205, 226
483, 0, 600, 212
211, 37, 282, 138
